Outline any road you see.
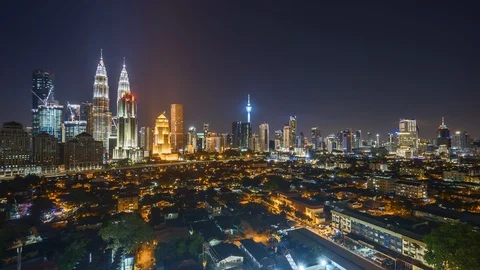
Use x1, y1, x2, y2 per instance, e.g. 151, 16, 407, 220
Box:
0, 160, 217, 180
300, 227, 385, 270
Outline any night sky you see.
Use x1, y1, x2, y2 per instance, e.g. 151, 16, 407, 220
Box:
1, 1, 479, 139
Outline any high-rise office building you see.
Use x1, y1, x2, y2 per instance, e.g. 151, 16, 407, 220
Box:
325, 134, 338, 153
80, 102, 94, 135
386, 133, 396, 153
274, 130, 283, 150
203, 123, 210, 137
139, 126, 152, 153
240, 122, 251, 150
341, 129, 353, 154
187, 126, 197, 153
92, 50, 112, 159
32, 104, 64, 142
152, 113, 171, 155
0, 122, 32, 175
397, 118, 418, 158
64, 103, 87, 142
289, 116, 297, 148
259, 123, 269, 152
113, 60, 142, 162
32, 70, 55, 110
206, 133, 221, 153
354, 130, 362, 148
283, 125, 291, 150
64, 121, 87, 142
435, 117, 450, 147
170, 104, 184, 153
251, 133, 260, 152
31, 69, 63, 142
196, 133, 205, 152
231, 121, 242, 148
311, 127, 322, 150
451, 131, 470, 151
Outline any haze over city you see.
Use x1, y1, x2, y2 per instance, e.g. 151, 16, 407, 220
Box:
1, 1, 479, 137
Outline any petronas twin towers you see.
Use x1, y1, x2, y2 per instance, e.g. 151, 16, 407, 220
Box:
92, 50, 142, 163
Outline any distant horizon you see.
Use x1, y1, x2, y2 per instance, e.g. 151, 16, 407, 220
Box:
1, 2, 479, 138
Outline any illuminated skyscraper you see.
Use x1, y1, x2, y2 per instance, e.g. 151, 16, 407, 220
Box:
283, 125, 291, 149
231, 121, 242, 148
80, 102, 94, 135
259, 123, 269, 152
311, 127, 322, 150
113, 60, 142, 162
289, 116, 297, 148
341, 129, 353, 154
139, 126, 152, 155
240, 122, 251, 150
31, 69, 63, 141
0, 122, 32, 175
274, 130, 283, 150
451, 131, 470, 151
153, 113, 171, 155
64, 103, 87, 142
170, 104, 184, 153
92, 50, 111, 158
187, 126, 197, 153
246, 94, 252, 123
435, 117, 450, 147
251, 133, 260, 152
354, 130, 362, 148
397, 118, 418, 158
203, 123, 210, 138
32, 70, 55, 110
33, 104, 64, 142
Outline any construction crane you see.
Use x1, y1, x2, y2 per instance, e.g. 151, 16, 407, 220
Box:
31, 84, 54, 106
66, 102, 75, 121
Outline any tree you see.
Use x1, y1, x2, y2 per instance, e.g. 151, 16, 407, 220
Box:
99, 214, 154, 254
424, 223, 480, 270
57, 239, 88, 270
29, 197, 55, 224
187, 233, 204, 257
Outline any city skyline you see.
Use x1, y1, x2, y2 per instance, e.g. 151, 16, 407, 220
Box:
1, 2, 479, 138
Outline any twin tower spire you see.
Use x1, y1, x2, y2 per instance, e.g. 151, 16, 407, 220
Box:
93, 49, 132, 113
93, 49, 139, 161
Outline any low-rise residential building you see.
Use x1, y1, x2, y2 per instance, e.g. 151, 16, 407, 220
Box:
207, 243, 244, 270
239, 239, 274, 269
367, 176, 396, 193
117, 194, 139, 213
331, 208, 431, 269
395, 180, 427, 199
273, 192, 325, 224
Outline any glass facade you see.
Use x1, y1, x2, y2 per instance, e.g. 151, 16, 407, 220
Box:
33, 104, 64, 142
64, 120, 87, 142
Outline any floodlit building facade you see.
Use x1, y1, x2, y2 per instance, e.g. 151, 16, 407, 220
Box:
170, 104, 184, 153
152, 113, 177, 160
32, 104, 64, 142
0, 122, 33, 175
92, 50, 112, 158
113, 60, 142, 163
397, 118, 418, 158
